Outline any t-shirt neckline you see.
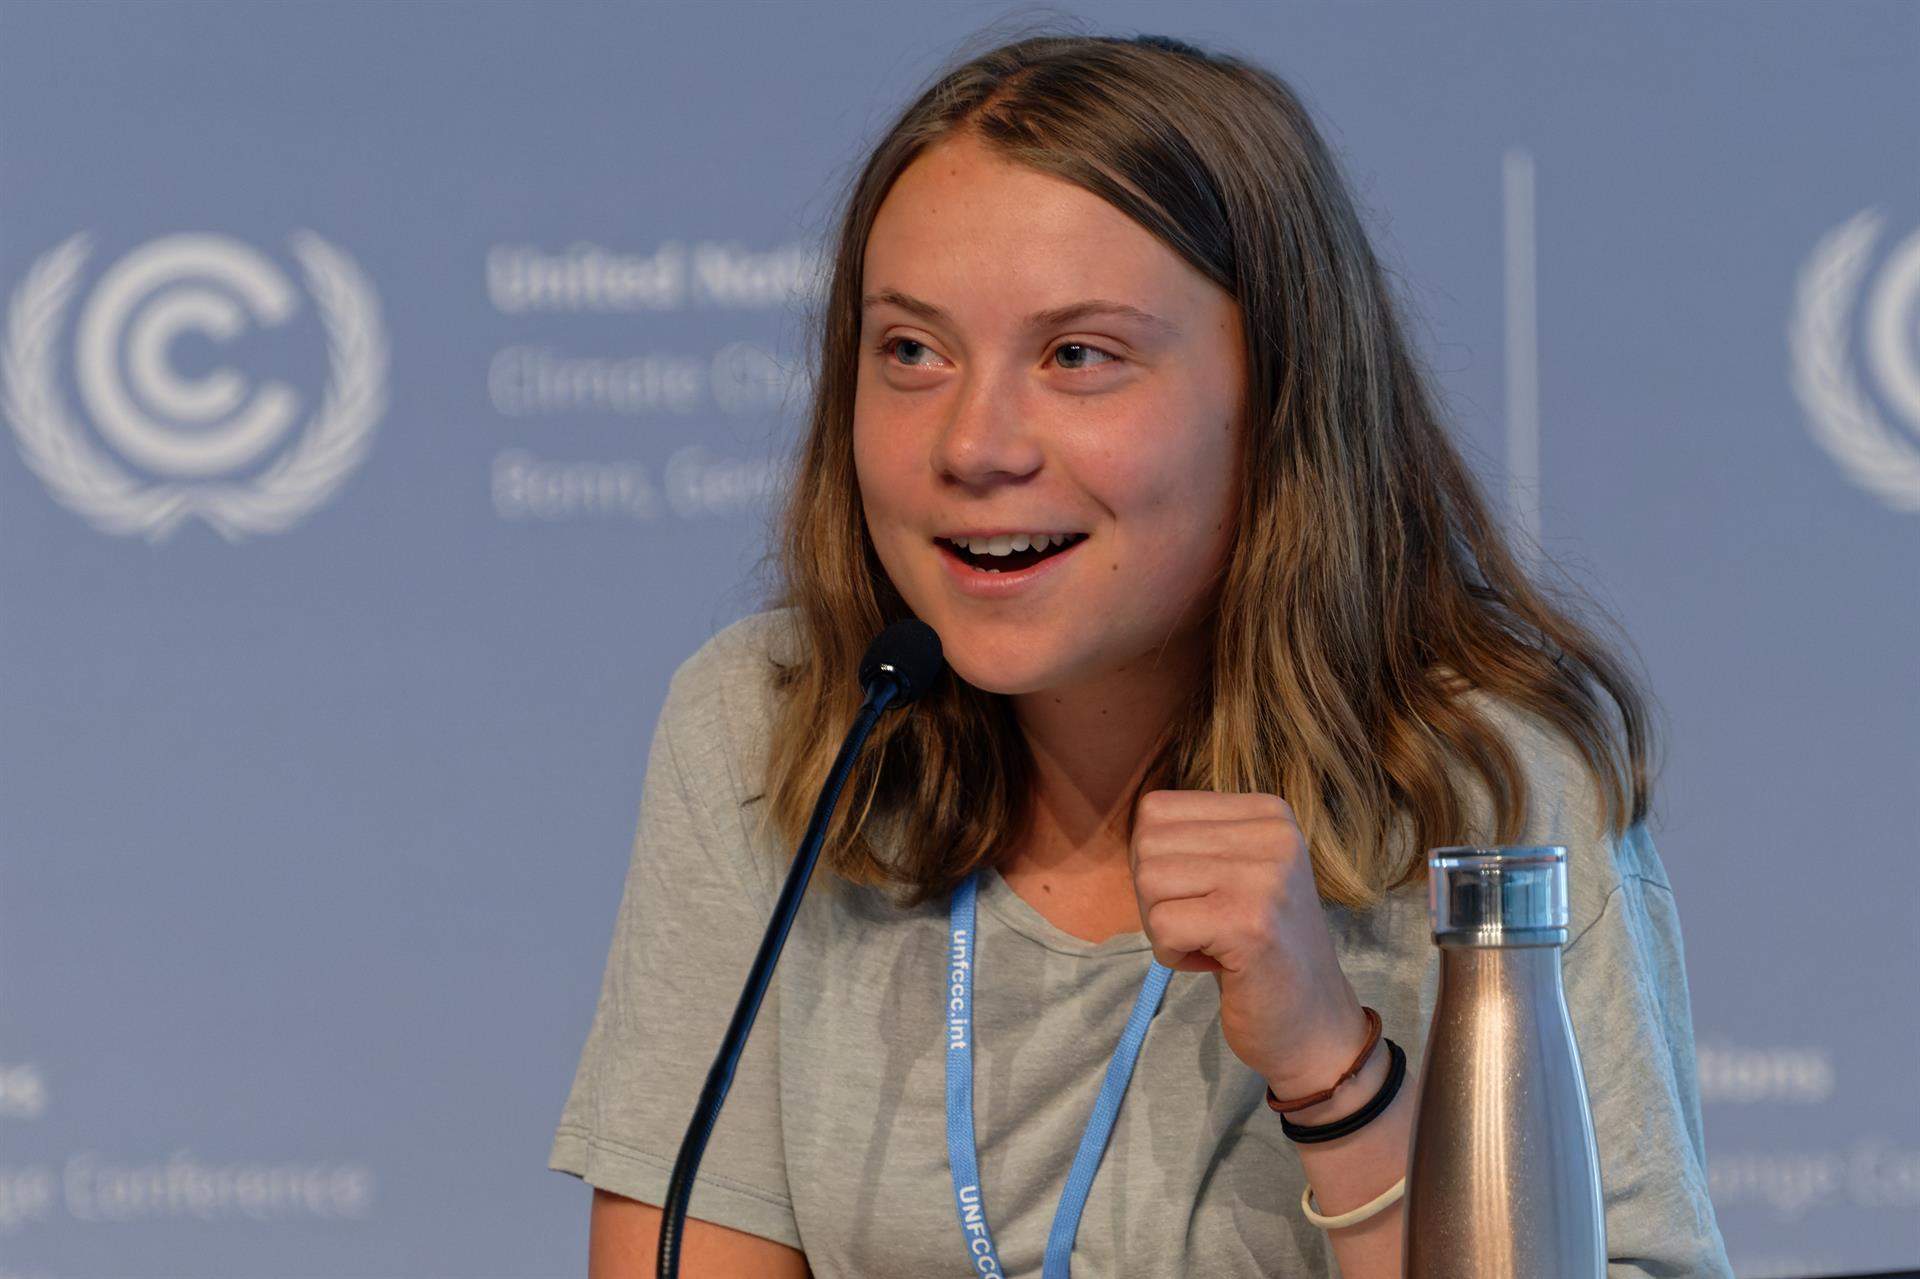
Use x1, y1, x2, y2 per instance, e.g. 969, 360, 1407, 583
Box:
974, 863, 1156, 958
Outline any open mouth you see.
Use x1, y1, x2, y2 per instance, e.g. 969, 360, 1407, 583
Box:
935, 533, 1088, 573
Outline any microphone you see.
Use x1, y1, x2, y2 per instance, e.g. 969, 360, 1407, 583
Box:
858, 617, 946, 708
658, 618, 945, 1277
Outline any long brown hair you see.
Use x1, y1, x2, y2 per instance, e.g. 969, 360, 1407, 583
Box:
749, 25, 1663, 913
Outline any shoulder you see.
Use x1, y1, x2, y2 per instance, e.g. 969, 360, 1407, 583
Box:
667, 607, 801, 717
656, 605, 800, 792
645, 608, 803, 899
1446, 684, 1668, 941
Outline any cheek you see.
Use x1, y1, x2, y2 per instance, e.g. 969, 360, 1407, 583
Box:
1104, 415, 1236, 575
851, 412, 925, 580
1115, 410, 1232, 506
851, 399, 892, 500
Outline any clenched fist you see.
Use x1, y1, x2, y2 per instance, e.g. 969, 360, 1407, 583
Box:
1127, 788, 1370, 1098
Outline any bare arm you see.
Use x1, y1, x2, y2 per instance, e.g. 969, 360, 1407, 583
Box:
588, 1188, 811, 1279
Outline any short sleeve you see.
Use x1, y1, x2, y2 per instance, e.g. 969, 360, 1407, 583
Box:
1563, 822, 1734, 1277
547, 629, 801, 1251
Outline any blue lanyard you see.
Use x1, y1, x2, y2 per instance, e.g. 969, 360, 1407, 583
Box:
945, 869, 1174, 1278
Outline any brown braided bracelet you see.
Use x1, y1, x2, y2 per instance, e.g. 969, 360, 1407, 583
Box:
1264, 1005, 1384, 1114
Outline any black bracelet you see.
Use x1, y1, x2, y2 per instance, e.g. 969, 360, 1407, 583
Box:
1279, 1037, 1406, 1144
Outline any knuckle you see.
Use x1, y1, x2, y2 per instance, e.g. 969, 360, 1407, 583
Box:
1145, 897, 1185, 939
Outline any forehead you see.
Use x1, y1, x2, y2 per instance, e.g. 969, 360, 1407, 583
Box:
862, 137, 1192, 309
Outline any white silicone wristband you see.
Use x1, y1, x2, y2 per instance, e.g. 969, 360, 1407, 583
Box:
1300, 1174, 1406, 1230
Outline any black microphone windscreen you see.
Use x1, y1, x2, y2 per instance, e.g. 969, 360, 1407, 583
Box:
859, 618, 945, 705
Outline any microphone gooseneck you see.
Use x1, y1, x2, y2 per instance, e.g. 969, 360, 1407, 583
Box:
657, 618, 944, 1278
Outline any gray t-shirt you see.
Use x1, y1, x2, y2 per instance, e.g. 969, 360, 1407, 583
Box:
548, 608, 1733, 1277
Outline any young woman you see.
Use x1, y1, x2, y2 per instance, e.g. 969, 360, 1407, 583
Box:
550, 30, 1733, 1278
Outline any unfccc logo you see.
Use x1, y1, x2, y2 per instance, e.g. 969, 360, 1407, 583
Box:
1789, 208, 1920, 512
0, 231, 387, 541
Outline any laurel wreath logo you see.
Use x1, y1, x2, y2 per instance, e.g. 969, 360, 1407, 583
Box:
1787, 207, 1920, 513
1, 230, 387, 542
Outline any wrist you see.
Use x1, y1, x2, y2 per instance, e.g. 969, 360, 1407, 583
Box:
1262, 1001, 1378, 1110
1270, 1033, 1390, 1127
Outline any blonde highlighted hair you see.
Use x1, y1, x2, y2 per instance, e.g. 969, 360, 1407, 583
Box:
747, 25, 1663, 913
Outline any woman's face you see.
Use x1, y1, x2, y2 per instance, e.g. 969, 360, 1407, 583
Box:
853, 133, 1245, 697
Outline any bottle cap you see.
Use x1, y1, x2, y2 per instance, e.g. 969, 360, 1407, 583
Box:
1427, 845, 1568, 946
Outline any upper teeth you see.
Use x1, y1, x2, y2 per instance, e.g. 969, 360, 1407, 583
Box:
949, 533, 1081, 555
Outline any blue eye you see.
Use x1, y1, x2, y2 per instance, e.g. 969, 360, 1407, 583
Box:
874, 336, 938, 367
871, 336, 1123, 372
1052, 342, 1119, 371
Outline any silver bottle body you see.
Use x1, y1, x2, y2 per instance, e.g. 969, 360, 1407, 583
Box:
1403, 937, 1604, 1276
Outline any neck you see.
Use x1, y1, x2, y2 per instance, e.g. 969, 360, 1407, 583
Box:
1004, 628, 1209, 875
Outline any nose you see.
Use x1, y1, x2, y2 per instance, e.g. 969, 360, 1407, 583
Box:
930, 366, 1043, 488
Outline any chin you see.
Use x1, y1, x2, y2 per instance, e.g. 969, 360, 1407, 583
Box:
938, 638, 1058, 697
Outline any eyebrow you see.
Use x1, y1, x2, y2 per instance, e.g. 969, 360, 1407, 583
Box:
860, 288, 1179, 336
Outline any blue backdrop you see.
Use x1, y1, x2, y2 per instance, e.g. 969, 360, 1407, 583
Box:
0, 3, 1914, 1276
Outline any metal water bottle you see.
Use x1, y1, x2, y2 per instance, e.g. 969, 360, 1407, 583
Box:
1403, 845, 1604, 1277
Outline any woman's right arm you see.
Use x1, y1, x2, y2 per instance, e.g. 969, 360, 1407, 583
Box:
589, 1188, 811, 1278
